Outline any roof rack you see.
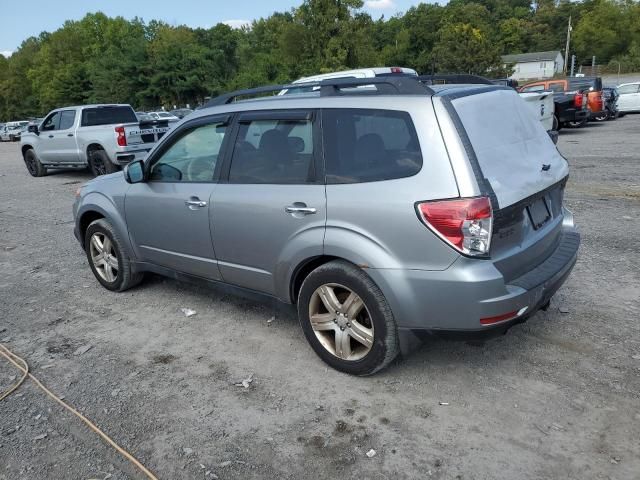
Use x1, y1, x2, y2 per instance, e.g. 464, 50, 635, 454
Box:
206, 76, 433, 107
418, 74, 494, 86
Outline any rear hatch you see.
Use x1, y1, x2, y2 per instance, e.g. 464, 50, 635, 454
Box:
443, 87, 570, 282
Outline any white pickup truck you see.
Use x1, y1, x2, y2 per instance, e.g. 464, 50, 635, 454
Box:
20, 104, 171, 177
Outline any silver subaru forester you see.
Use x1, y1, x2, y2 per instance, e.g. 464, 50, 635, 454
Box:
73, 76, 580, 375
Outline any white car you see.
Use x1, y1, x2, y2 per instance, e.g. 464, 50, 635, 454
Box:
149, 111, 180, 123
1, 121, 29, 142
616, 82, 640, 114
280, 67, 418, 95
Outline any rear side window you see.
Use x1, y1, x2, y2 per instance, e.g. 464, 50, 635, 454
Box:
322, 109, 422, 184
228, 118, 315, 184
548, 82, 565, 92
81, 106, 137, 127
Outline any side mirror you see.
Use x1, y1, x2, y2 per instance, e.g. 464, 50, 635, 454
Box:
124, 159, 145, 184
548, 130, 559, 145
28, 124, 39, 135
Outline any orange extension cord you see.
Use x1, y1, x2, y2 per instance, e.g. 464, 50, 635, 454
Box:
0, 343, 158, 480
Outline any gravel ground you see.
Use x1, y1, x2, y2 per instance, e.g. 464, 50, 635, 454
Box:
1, 116, 639, 479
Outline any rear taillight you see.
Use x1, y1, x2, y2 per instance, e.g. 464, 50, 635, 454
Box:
115, 126, 127, 147
417, 197, 493, 256
573, 93, 583, 108
390, 67, 403, 74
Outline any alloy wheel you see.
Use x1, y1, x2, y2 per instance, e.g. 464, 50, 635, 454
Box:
308, 283, 374, 361
89, 232, 119, 283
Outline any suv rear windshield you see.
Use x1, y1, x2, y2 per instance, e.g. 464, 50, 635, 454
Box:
322, 109, 422, 184
81, 106, 137, 127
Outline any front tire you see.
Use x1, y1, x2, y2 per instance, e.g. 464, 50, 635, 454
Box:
85, 219, 143, 292
23, 149, 47, 177
89, 150, 118, 177
297, 260, 399, 375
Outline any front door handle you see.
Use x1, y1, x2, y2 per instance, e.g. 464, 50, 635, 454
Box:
67, 133, 74, 137
285, 204, 317, 215
48, 135, 54, 138
185, 197, 207, 210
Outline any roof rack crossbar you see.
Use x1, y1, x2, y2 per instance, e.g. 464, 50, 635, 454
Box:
206, 77, 433, 107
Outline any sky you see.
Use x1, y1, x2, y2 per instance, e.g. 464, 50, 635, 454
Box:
0, 0, 432, 57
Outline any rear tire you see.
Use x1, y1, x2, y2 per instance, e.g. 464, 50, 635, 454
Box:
23, 149, 46, 177
593, 111, 609, 121
89, 149, 118, 177
552, 115, 560, 131
85, 219, 144, 292
297, 260, 399, 375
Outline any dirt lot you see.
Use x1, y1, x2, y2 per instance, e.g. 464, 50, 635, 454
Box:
1, 116, 639, 480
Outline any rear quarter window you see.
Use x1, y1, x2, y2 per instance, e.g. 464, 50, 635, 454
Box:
322, 109, 422, 184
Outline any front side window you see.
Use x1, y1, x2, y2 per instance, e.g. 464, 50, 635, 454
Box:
41, 112, 61, 131
149, 122, 227, 182
323, 109, 422, 184
59, 110, 76, 130
228, 118, 314, 184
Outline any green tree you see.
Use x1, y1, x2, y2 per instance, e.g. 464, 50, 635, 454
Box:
432, 23, 505, 74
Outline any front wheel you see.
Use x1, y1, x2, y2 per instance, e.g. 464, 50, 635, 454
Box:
85, 219, 143, 292
89, 150, 118, 177
297, 260, 399, 375
23, 149, 47, 177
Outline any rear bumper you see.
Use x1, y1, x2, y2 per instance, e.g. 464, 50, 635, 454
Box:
559, 108, 588, 123
367, 226, 580, 354
588, 110, 607, 119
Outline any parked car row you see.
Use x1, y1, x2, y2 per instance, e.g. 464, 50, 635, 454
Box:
64, 68, 580, 375
518, 77, 639, 131
0, 121, 29, 142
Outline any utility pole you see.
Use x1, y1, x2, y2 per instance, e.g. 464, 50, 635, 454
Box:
564, 16, 572, 75
570, 55, 576, 77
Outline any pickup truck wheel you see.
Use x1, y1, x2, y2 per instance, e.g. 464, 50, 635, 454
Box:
593, 111, 609, 121
553, 115, 560, 131
298, 260, 399, 376
85, 219, 144, 292
23, 149, 46, 177
89, 150, 118, 177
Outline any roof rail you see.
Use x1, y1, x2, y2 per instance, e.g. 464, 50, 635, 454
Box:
206, 76, 433, 107
418, 74, 493, 86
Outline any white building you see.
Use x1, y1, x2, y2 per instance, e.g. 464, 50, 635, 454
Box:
501, 51, 564, 81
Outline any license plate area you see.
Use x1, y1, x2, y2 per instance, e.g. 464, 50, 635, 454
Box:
527, 197, 551, 230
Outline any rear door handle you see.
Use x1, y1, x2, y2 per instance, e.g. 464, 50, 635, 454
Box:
48, 135, 54, 138
185, 197, 207, 210
67, 133, 74, 137
285, 205, 317, 215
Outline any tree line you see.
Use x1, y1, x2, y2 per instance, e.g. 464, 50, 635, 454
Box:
1, 0, 638, 121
